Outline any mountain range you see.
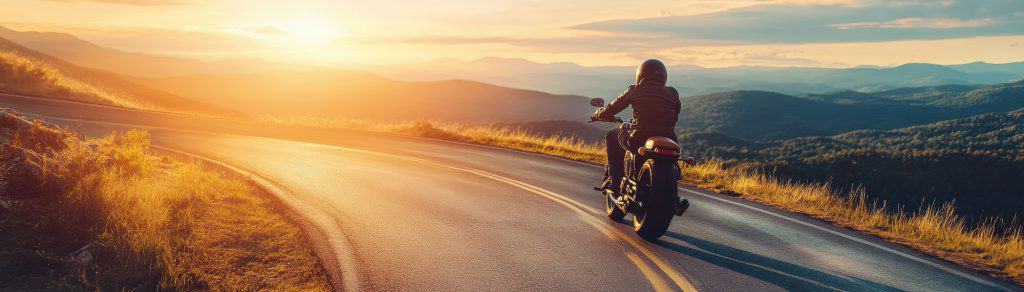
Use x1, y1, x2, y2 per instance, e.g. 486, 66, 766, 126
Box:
0, 26, 592, 123
126, 71, 592, 123
2, 25, 1022, 99
678, 81, 1024, 141
370, 57, 1024, 98
0, 36, 239, 116
0, 25, 306, 77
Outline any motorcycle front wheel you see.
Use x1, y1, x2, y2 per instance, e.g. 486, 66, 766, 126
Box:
633, 159, 678, 241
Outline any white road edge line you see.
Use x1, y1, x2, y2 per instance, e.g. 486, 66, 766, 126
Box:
678, 187, 1011, 291
150, 145, 360, 292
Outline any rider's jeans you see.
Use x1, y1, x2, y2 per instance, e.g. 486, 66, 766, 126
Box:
604, 128, 638, 188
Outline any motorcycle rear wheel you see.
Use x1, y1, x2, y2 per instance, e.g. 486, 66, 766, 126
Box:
633, 160, 678, 241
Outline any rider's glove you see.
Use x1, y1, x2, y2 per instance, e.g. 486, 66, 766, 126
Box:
591, 108, 605, 121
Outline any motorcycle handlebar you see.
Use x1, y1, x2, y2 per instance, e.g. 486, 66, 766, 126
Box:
588, 116, 624, 123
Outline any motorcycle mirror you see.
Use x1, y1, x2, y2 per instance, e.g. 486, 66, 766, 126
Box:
589, 98, 605, 107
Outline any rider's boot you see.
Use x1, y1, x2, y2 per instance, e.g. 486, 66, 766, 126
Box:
674, 197, 690, 216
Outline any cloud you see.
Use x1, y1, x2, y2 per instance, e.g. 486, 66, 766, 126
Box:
571, 0, 1024, 44
248, 26, 287, 35
831, 17, 999, 29
74, 27, 266, 56
345, 33, 725, 53
42, 0, 188, 6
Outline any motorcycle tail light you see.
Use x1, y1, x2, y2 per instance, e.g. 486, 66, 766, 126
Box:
652, 148, 679, 156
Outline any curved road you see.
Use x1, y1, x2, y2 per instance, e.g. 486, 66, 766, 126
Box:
2, 93, 1018, 291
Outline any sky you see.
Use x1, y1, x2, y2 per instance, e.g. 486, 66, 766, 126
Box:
1, 0, 1023, 67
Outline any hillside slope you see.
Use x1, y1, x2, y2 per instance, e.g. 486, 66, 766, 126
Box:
0, 25, 300, 77
128, 70, 593, 123
0, 110, 326, 290
680, 81, 1024, 141
682, 109, 1024, 224
0, 37, 240, 116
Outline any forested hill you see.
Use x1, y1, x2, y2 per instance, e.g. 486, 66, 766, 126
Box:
679, 80, 1024, 141
682, 109, 1024, 226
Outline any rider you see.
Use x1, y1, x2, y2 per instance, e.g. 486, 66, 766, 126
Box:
591, 59, 681, 193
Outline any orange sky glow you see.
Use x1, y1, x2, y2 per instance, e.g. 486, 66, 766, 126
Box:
2, 0, 1022, 67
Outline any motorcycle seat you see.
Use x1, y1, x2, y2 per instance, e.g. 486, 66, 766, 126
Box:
644, 136, 679, 151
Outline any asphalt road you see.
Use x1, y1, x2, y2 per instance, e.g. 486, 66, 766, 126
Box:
2, 93, 1018, 291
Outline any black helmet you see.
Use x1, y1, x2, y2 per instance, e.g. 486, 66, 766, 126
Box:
635, 59, 667, 85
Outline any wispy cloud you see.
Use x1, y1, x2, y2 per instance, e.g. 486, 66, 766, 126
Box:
830, 18, 998, 29
572, 0, 1024, 44
248, 26, 287, 35
42, 0, 189, 6
345, 33, 716, 52
73, 26, 266, 56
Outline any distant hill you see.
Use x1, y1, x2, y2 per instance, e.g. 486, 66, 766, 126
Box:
678, 109, 1024, 225
371, 57, 1024, 98
950, 61, 1024, 75
0, 37, 240, 116
127, 71, 593, 123
372, 57, 633, 97
0, 25, 304, 77
679, 81, 1024, 141
818, 63, 978, 90
492, 120, 606, 142
4, 25, 1022, 97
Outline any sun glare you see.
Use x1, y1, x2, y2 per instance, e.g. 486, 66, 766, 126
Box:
283, 16, 344, 45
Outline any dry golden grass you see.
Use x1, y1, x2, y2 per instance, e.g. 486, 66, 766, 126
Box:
682, 158, 1024, 286
400, 121, 606, 163
0, 50, 157, 110
261, 116, 606, 163
1, 110, 329, 290
264, 115, 1023, 286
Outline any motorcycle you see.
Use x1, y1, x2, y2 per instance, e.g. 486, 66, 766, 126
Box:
588, 97, 693, 241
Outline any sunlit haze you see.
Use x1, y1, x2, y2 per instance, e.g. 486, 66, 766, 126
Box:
2, 0, 1023, 67
3, 0, 1024, 290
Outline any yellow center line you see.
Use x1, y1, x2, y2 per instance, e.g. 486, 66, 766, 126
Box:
626, 251, 673, 292
301, 142, 700, 292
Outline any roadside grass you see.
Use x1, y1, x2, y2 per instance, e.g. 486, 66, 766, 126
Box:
265, 115, 1024, 286
0, 50, 156, 110
261, 116, 605, 163
0, 109, 329, 290
683, 159, 1024, 286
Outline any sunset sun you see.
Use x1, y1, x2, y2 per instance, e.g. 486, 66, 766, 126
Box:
282, 16, 344, 45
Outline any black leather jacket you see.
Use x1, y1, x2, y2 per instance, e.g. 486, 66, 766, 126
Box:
594, 83, 681, 140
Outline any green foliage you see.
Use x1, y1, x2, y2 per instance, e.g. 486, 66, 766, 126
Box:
680, 81, 1024, 141
682, 109, 1024, 226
